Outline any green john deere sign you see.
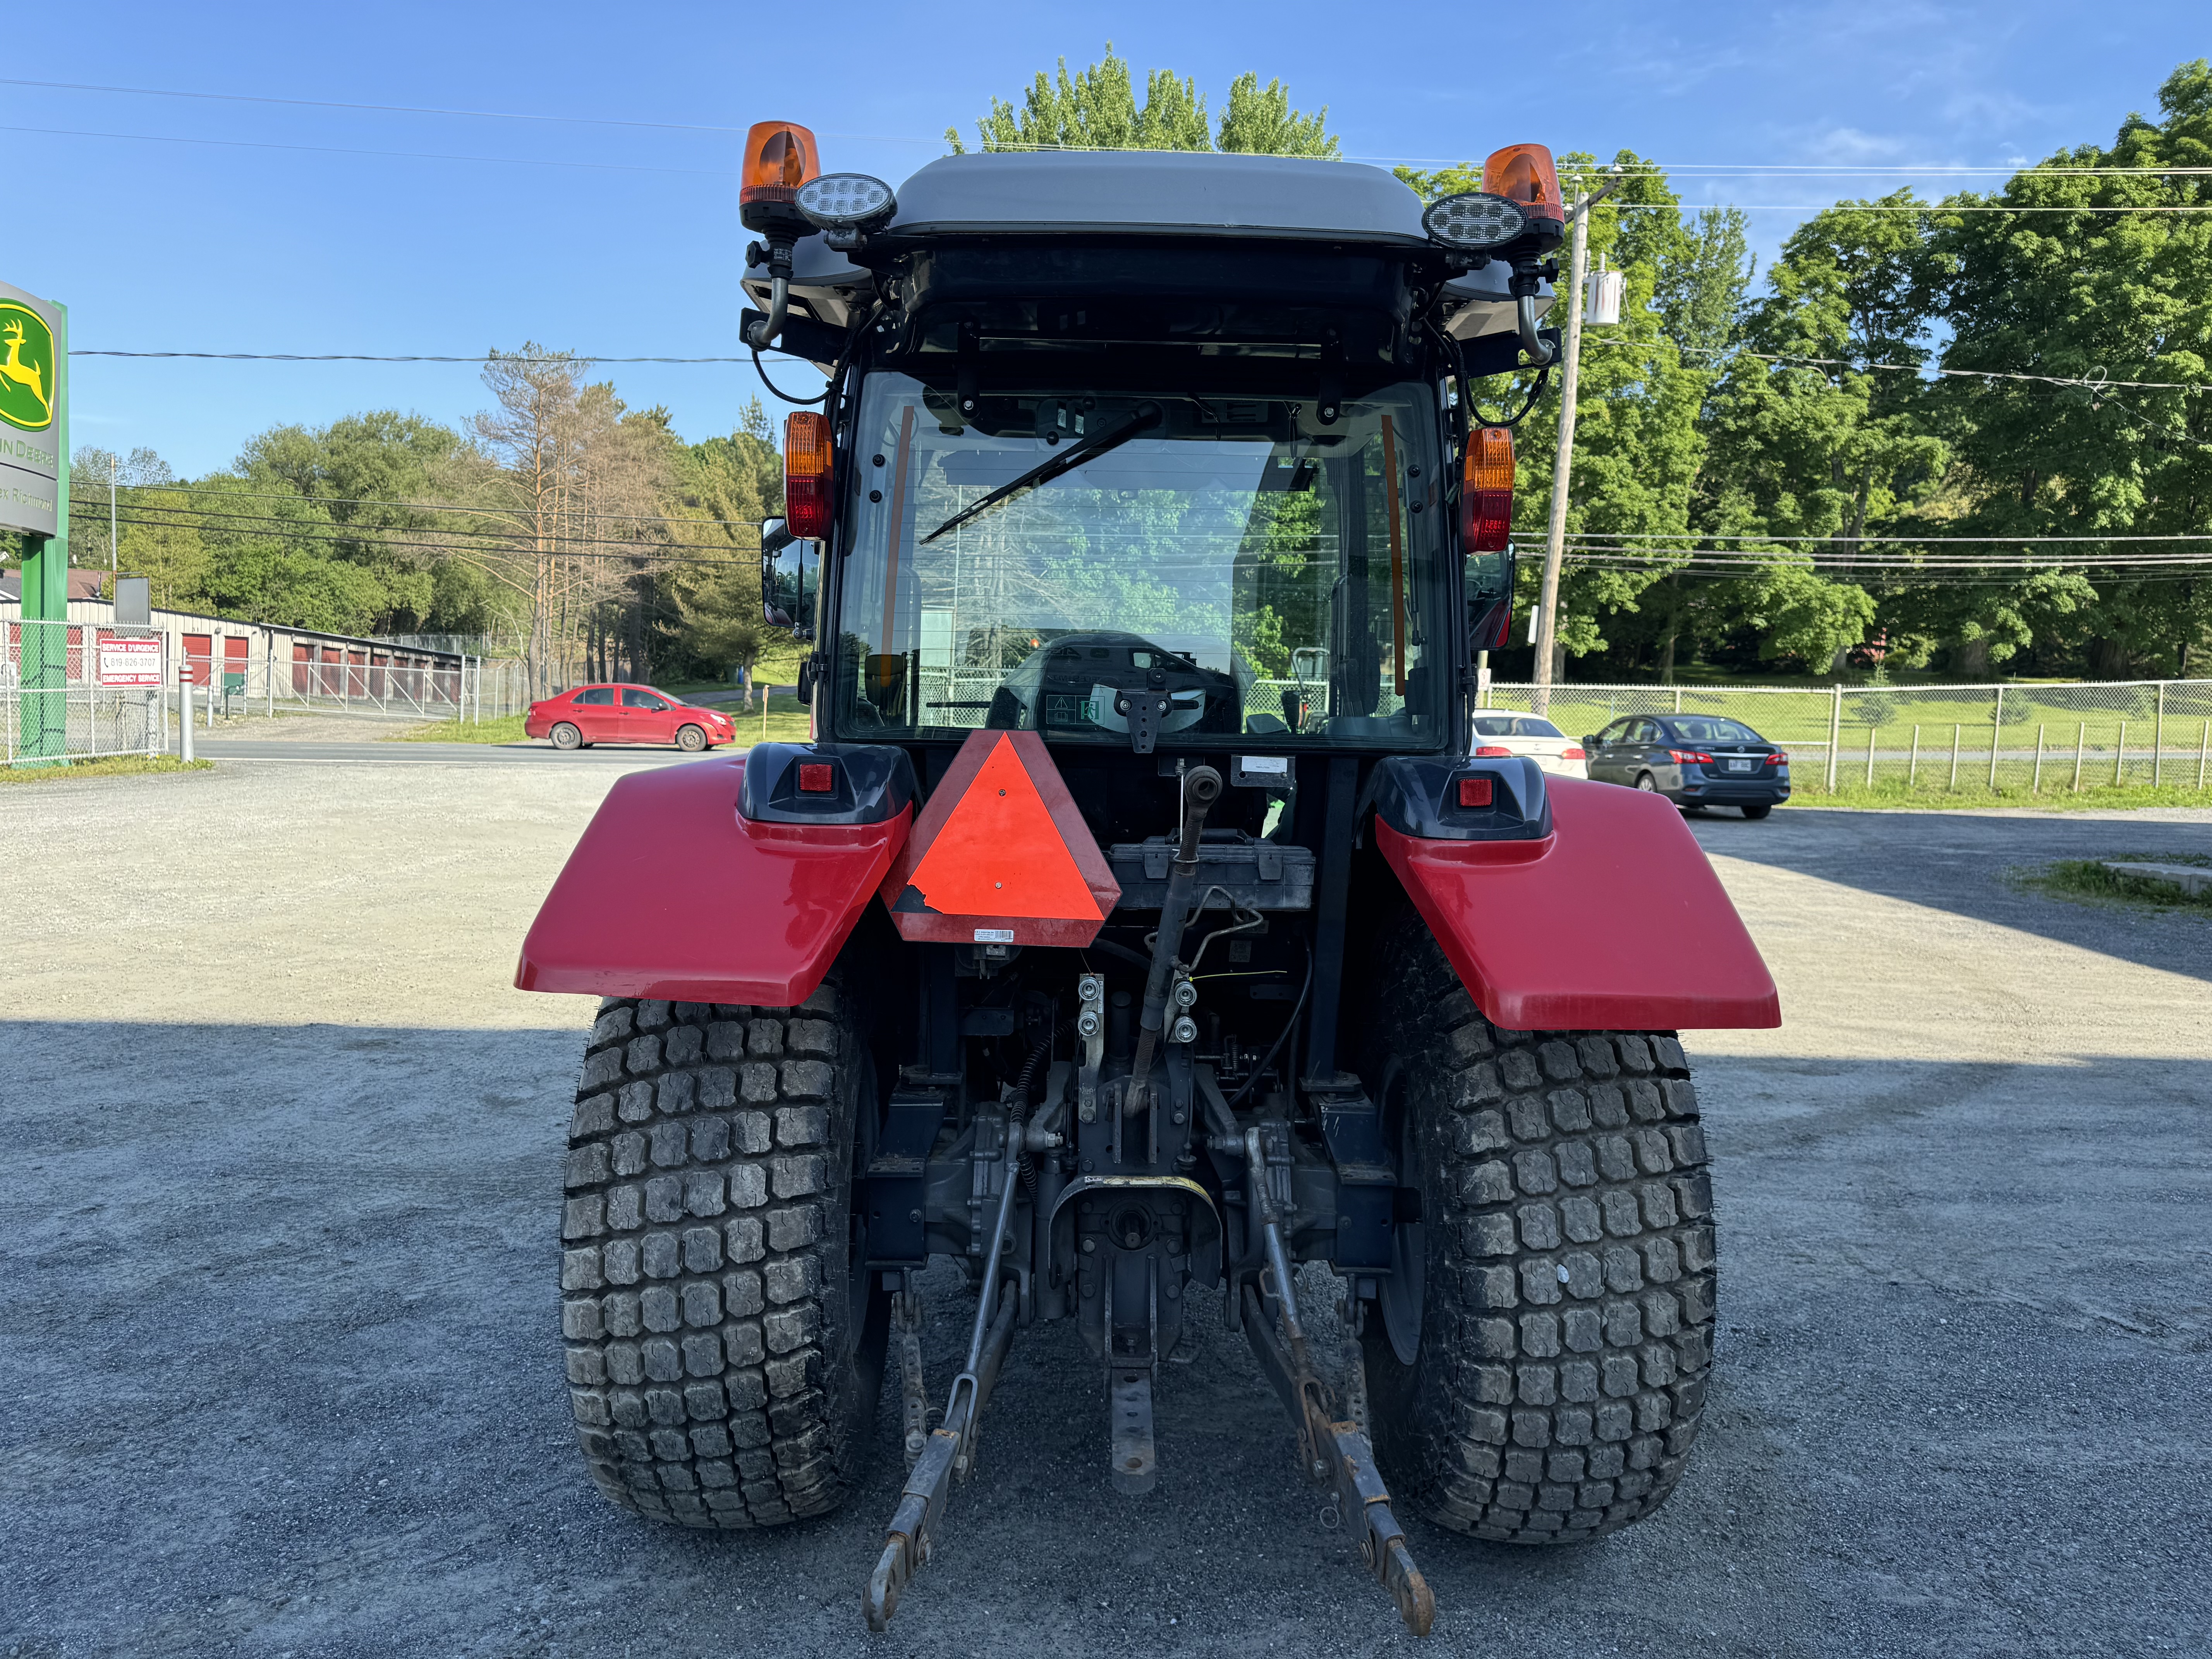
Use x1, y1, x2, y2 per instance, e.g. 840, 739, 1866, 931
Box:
0, 280, 62, 539
0, 299, 55, 432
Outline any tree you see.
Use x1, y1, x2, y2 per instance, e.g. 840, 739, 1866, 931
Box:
1216, 73, 1338, 157
1924, 58, 2212, 677
949, 48, 1334, 156
1689, 196, 1948, 672
1403, 153, 1719, 680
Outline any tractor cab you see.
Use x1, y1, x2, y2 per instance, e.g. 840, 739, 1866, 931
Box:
523, 124, 1778, 1642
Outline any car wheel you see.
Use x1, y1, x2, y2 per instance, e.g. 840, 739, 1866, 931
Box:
676, 723, 708, 753
1635, 771, 1660, 793
1741, 804, 1773, 820
551, 722, 582, 750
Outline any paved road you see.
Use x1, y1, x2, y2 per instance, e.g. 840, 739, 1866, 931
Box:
3, 764, 2209, 1658
195, 738, 710, 766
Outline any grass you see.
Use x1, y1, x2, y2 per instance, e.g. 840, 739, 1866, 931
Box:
0, 755, 213, 784
1784, 778, 2212, 812
2016, 851, 2212, 914
394, 692, 813, 747
395, 713, 532, 744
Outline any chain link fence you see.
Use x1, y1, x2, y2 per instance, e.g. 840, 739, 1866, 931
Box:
2, 620, 539, 762
1484, 678, 2212, 794
3, 619, 170, 766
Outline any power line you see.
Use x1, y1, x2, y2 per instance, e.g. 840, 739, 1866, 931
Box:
14, 118, 2212, 208
0, 76, 755, 136
70, 350, 816, 364
82, 506, 759, 568
0, 122, 728, 176
1591, 338, 2209, 394
1565, 529, 2212, 543
76, 483, 775, 527
79, 497, 763, 555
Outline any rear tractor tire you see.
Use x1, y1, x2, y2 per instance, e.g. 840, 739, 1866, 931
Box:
558, 987, 888, 1528
1362, 913, 1717, 1544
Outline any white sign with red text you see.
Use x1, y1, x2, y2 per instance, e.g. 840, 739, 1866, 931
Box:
98, 637, 162, 687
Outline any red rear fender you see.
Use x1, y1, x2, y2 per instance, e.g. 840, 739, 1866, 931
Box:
1379, 776, 1779, 1031
515, 754, 908, 1006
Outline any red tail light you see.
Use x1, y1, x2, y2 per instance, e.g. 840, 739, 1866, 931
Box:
1562, 746, 1586, 760
1765, 751, 1789, 766
1473, 745, 1513, 757
1667, 749, 1713, 764
785, 411, 833, 538
1460, 426, 1515, 551
1457, 777, 1494, 808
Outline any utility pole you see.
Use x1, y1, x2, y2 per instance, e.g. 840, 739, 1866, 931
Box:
1532, 172, 1622, 712
110, 450, 119, 572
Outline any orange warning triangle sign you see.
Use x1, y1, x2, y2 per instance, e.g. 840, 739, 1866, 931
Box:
903, 734, 1103, 920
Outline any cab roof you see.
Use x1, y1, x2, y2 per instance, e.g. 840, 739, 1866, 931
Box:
877, 151, 1432, 247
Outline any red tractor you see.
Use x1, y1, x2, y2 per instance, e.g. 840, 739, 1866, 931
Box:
519, 122, 1778, 1637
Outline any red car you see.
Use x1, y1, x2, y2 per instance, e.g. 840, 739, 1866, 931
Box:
524, 684, 738, 752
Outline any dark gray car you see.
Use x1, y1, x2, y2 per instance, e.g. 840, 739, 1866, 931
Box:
1584, 714, 1790, 817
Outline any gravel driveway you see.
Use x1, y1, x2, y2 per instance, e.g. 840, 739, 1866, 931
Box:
3, 759, 2208, 1657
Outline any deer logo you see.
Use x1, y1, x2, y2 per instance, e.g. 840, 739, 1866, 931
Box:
0, 307, 54, 430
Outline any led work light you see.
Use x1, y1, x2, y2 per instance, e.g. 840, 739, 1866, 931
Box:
797, 173, 897, 234
1422, 192, 1528, 251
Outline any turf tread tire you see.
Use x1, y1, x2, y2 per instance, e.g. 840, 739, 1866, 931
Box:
558, 988, 886, 1529
1362, 912, 1716, 1545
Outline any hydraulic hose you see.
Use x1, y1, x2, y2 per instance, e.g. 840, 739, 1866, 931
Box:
1125, 766, 1223, 1111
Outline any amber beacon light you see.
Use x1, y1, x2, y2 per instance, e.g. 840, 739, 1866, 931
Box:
1480, 144, 1565, 236
740, 122, 821, 216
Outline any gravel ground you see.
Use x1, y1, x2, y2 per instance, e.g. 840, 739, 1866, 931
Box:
3, 759, 2208, 1658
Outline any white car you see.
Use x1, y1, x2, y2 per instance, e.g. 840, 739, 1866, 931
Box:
1470, 710, 1589, 778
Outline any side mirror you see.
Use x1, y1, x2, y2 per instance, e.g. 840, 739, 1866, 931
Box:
1582, 735, 1598, 750
761, 528, 817, 640
1466, 546, 1517, 653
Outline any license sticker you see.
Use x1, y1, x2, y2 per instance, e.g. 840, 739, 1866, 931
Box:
973, 928, 1015, 944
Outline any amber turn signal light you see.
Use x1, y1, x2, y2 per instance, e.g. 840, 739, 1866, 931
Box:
784, 411, 833, 539
1461, 426, 1515, 552
740, 121, 821, 209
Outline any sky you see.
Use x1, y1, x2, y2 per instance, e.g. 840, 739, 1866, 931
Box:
7, 0, 2203, 481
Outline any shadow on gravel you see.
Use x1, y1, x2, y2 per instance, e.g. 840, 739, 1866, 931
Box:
2, 1021, 2207, 1658
1686, 805, 2212, 984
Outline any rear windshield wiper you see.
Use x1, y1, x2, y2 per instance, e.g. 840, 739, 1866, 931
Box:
921, 401, 1161, 544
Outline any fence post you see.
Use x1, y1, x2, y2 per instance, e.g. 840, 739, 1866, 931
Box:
2073, 722, 2086, 791
179, 673, 194, 764
1673, 688, 1683, 714
2201, 718, 2209, 790
2154, 682, 2166, 787
1865, 724, 1878, 787
1908, 725, 1920, 787
266, 637, 275, 719
2032, 723, 2045, 793
1949, 725, 1961, 790
1826, 685, 1842, 792
2114, 721, 2126, 787
1987, 685, 2004, 790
